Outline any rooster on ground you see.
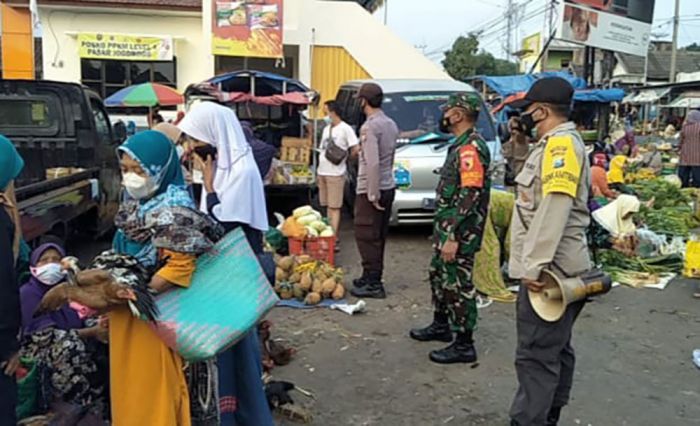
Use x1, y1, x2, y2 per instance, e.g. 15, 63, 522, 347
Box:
36, 252, 160, 322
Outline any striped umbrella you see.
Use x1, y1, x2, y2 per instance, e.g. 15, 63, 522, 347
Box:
105, 82, 184, 107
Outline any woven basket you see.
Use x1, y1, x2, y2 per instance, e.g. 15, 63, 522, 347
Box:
152, 228, 279, 361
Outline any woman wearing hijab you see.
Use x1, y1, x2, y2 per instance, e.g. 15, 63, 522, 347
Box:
111, 130, 221, 426
607, 154, 632, 194
590, 194, 640, 256
0, 136, 23, 424
179, 102, 273, 426
591, 154, 617, 200
614, 130, 639, 157
19, 243, 107, 418
679, 110, 700, 188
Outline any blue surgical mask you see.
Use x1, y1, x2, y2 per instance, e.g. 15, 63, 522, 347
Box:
31, 263, 65, 286
323, 116, 332, 125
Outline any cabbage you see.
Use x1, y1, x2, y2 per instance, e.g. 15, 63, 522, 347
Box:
293, 205, 314, 219
310, 220, 327, 232
306, 226, 319, 237
320, 228, 335, 237
297, 214, 318, 226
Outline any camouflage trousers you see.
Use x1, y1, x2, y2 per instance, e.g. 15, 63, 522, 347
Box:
429, 250, 478, 333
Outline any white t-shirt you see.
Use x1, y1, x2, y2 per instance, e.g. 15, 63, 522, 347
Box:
317, 121, 359, 177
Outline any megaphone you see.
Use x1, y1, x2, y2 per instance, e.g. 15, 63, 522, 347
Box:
529, 269, 612, 322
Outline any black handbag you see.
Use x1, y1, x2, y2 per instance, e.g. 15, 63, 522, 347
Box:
324, 126, 348, 166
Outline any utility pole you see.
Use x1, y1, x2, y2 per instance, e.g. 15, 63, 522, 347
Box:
669, 0, 680, 83
505, 0, 514, 60
383, 0, 389, 25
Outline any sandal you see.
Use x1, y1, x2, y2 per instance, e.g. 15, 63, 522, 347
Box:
693, 292, 700, 299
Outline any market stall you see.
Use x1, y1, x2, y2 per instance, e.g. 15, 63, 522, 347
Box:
185, 70, 320, 219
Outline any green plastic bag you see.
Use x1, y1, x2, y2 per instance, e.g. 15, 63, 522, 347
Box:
16, 357, 39, 420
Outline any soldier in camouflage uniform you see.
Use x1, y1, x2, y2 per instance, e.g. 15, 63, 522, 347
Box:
410, 93, 492, 364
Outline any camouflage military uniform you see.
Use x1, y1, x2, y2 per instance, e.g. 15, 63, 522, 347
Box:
430, 123, 492, 333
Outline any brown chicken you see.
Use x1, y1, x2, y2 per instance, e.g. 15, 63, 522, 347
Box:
36, 252, 159, 321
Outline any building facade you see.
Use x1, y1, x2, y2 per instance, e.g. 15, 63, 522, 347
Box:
3, 0, 446, 107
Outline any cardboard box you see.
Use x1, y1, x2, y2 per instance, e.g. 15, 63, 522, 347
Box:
280, 137, 312, 165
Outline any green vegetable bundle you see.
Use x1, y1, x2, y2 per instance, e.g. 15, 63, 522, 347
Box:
629, 178, 699, 236
628, 178, 691, 209
598, 250, 683, 274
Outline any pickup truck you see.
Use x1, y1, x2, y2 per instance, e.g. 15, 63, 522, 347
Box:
0, 80, 126, 244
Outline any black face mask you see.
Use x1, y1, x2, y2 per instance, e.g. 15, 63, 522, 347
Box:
519, 108, 543, 137
439, 115, 452, 134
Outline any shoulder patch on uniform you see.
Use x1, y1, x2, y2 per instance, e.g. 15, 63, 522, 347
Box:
459, 144, 484, 188
542, 135, 580, 198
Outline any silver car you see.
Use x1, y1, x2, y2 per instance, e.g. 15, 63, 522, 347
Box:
335, 79, 503, 226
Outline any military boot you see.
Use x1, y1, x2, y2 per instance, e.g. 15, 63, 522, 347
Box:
409, 312, 453, 342
350, 281, 386, 299
350, 272, 386, 299
545, 407, 562, 426
352, 274, 369, 288
429, 331, 477, 364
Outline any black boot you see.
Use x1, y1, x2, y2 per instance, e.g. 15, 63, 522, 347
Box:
409, 312, 453, 342
545, 407, 562, 426
352, 275, 369, 288
429, 331, 477, 364
350, 276, 386, 299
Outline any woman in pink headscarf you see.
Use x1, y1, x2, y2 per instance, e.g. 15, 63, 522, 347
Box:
679, 110, 700, 189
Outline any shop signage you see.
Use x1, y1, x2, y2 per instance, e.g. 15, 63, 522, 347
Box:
78, 33, 174, 61
212, 0, 284, 58
557, 0, 656, 57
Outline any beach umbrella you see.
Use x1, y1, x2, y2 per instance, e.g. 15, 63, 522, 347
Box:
105, 82, 184, 107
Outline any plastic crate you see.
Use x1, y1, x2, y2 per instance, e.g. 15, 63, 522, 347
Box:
289, 236, 336, 265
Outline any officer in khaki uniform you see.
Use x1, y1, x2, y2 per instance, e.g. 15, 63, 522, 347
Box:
508, 78, 592, 426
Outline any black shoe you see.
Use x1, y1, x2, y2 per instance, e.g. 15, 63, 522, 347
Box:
352, 276, 369, 288
409, 313, 453, 342
429, 332, 477, 364
545, 407, 562, 426
350, 282, 386, 299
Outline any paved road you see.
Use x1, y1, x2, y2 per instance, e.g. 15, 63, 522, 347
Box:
267, 225, 700, 426
73, 226, 700, 425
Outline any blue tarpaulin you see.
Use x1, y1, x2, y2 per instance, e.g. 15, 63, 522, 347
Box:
573, 88, 625, 103
481, 72, 587, 97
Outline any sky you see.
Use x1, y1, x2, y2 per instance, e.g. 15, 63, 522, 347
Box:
373, 0, 700, 63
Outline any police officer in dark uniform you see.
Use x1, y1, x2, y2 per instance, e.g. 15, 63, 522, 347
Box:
508, 78, 592, 425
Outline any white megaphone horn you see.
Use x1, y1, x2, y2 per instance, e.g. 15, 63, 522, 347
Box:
529, 269, 612, 322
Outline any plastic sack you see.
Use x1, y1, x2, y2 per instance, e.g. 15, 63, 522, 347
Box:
281, 216, 307, 239
683, 240, 700, 278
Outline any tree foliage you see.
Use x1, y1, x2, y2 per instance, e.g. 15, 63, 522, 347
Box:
683, 42, 700, 52
442, 34, 518, 80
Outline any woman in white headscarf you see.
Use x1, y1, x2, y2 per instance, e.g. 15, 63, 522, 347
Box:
178, 102, 273, 426
179, 102, 268, 242
591, 194, 641, 256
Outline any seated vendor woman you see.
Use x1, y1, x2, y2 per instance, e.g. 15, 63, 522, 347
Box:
19, 243, 107, 419
590, 195, 641, 256
608, 155, 634, 194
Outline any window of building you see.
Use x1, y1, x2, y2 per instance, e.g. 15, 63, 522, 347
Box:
81, 58, 177, 100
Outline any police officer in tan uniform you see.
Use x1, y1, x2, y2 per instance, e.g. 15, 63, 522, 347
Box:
508, 78, 592, 426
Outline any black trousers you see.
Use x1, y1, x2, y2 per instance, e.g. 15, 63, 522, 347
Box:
354, 189, 395, 281
678, 166, 700, 188
0, 370, 17, 426
510, 283, 585, 425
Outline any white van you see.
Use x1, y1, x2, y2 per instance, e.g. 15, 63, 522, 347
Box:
335, 79, 504, 225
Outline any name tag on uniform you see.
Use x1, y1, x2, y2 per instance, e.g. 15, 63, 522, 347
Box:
459, 145, 484, 188
542, 135, 580, 198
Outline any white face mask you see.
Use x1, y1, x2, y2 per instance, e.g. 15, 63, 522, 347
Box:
122, 172, 158, 200
175, 145, 185, 158
31, 263, 65, 286
323, 116, 332, 125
